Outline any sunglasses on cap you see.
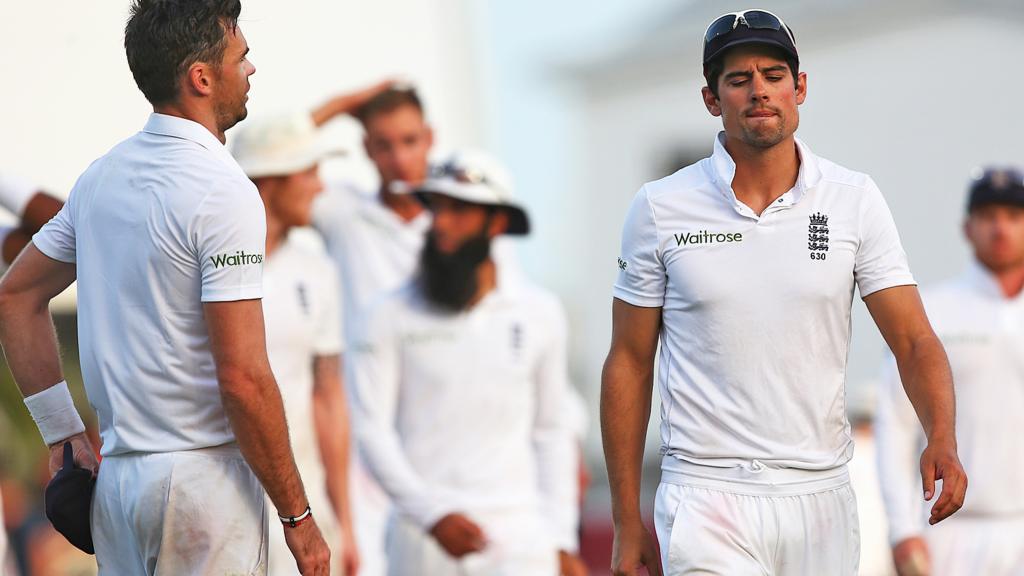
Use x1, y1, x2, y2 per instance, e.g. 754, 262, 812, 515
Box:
703, 9, 797, 52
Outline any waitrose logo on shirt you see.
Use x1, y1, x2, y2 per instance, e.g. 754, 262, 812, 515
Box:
673, 230, 744, 246
210, 250, 264, 268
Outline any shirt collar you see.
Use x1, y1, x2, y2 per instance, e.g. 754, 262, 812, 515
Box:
709, 131, 822, 208
963, 259, 1022, 302
141, 113, 240, 171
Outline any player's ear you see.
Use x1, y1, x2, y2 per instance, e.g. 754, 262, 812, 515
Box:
795, 71, 807, 105
701, 86, 722, 117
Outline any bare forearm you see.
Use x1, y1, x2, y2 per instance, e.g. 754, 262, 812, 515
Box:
601, 353, 653, 527
0, 299, 65, 396
313, 380, 351, 525
221, 377, 309, 516
895, 333, 955, 442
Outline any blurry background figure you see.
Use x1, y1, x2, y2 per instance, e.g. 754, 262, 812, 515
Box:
309, 81, 428, 576
348, 150, 585, 576
0, 173, 63, 273
0, 173, 76, 576
876, 167, 1024, 576
232, 112, 360, 575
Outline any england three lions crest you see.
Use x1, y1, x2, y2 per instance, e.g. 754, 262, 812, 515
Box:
808, 212, 829, 260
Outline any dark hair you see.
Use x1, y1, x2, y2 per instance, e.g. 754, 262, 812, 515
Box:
703, 47, 799, 99
124, 0, 242, 105
354, 87, 424, 127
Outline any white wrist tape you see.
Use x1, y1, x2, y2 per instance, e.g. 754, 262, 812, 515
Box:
0, 172, 37, 217
24, 381, 86, 446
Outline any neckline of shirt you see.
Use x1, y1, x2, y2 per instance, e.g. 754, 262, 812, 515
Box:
708, 131, 822, 220
963, 259, 1024, 304
142, 113, 242, 172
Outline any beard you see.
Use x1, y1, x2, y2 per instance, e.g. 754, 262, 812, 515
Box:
418, 231, 491, 312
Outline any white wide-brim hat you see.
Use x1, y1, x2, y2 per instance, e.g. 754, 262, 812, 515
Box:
231, 112, 344, 178
410, 149, 530, 235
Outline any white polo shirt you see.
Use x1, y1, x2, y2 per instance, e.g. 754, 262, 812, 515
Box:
33, 113, 266, 457
313, 182, 431, 340
263, 234, 343, 467
348, 273, 579, 552
262, 234, 344, 575
876, 261, 1024, 544
614, 132, 915, 473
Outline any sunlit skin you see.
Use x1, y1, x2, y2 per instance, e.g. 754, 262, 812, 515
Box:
965, 204, 1024, 296
423, 195, 507, 255
212, 25, 256, 133
362, 105, 434, 221
257, 164, 324, 255
153, 22, 255, 143
702, 44, 806, 152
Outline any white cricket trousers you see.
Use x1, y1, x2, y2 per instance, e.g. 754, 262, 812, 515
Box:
386, 509, 558, 576
925, 514, 1024, 576
351, 455, 391, 576
655, 458, 859, 576
91, 443, 268, 575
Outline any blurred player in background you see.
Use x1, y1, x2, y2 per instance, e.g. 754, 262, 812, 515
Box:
0, 173, 63, 272
0, 172, 63, 571
303, 81, 435, 575
233, 113, 360, 575
877, 167, 1024, 576
348, 150, 585, 576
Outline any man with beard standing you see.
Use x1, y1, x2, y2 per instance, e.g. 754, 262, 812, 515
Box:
877, 168, 1024, 576
348, 151, 586, 575
0, 1, 329, 573
602, 9, 966, 575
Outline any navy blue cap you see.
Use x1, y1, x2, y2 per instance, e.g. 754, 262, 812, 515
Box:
968, 167, 1024, 212
703, 10, 799, 66
45, 442, 96, 554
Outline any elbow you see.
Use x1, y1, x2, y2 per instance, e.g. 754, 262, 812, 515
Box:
216, 363, 269, 402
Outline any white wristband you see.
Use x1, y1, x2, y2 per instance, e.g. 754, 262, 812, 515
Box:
24, 381, 86, 446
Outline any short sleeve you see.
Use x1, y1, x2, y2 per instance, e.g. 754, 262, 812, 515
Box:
612, 186, 666, 307
314, 257, 344, 355
33, 200, 76, 264
855, 179, 916, 298
0, 172, 38, 217
193, 181, 266, 302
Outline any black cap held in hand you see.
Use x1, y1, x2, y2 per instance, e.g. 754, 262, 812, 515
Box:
44, 442, 96, 554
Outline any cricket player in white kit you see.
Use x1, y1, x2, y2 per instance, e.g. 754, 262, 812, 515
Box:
232, 112, 360, 575
349, 151, 585, 576
306, 83, 438, 576
0, 171, 62, 568
0, 1, 331, 574
877, 168, 1024, 576
601, 9, 968, 576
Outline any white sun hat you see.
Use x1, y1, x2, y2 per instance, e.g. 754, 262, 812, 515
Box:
231, 111, 344, 178
411, 149, 530, 235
